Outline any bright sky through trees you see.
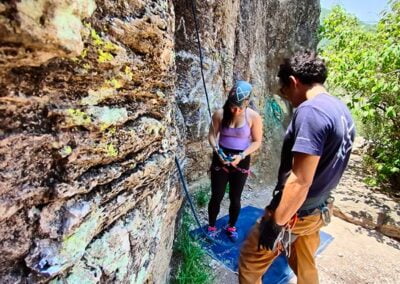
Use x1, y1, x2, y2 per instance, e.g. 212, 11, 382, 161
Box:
320, 0, 389, 23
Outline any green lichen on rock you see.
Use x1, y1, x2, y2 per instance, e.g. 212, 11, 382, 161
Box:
141, 117, 165, 136
16, 0, 96, 56
87, 106, 128, 130
134, 254, 150, 284
60, 212, 100, 260
50, 262, 99, 284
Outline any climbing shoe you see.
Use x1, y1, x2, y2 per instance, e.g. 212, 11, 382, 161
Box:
224, 225, 238, 242
207, 226, 218, 238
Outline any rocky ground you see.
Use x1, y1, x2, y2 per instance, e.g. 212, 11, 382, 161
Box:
191, 138, 400, 283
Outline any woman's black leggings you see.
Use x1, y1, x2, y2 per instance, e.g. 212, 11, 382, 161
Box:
208, 148, 251, 227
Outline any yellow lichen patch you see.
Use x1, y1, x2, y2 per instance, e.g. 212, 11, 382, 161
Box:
105, 78, 123, 89
65, 108, 92, 126
75, 22, 121, 65
59, 145, 73, 158
90, 27, 104, 46
97, 50, 114, 63
80, 65, 134, 105
105, 143, 118, 157
123, 66, 134, 81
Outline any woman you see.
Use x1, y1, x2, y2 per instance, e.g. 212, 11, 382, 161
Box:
207, 80, 263, 241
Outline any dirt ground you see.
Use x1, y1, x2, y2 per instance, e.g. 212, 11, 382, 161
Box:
192, 158, 400, 283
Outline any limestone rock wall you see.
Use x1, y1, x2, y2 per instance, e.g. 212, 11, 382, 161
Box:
0, 0, 182, 283
0, 0, 321, 283
175, 0, 320, 183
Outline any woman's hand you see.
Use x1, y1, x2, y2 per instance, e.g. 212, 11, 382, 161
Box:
230, 154, 242, 167
216, 148, 230, 165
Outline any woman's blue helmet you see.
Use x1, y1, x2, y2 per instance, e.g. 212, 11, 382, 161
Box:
228, 80, 252, 106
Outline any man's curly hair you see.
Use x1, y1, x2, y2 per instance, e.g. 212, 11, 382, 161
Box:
278, 50, 327, 86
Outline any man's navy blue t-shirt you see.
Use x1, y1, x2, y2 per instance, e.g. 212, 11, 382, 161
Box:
276, 93, 355, 210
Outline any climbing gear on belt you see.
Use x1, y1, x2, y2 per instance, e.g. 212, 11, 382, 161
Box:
321, 207, 331, 225
297, 196, 334, 225
274, 214, 298, 257
258, 210, 298, 257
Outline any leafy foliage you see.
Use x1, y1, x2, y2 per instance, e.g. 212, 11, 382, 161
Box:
171, 211, 214, 284
194, 186, 210, 208
319, 1, 400, 191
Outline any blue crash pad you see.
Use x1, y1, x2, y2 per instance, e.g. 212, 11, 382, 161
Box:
190, 206, 333, 284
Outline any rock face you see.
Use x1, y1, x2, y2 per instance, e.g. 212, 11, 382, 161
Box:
333, 138, 400, 240
174, 0, 320, 183
0, 0, 321, 283
0, 0, 182, 283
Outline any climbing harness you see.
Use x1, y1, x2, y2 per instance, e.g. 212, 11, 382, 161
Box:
215, 165, 251, 176
215, 148, 253, 176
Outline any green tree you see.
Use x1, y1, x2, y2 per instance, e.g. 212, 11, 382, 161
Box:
319, 1, 400, 192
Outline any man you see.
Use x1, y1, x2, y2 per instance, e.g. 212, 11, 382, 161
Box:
239, 51, 355, 284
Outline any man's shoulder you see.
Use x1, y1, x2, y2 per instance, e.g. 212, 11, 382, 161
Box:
297, 94, 347, 119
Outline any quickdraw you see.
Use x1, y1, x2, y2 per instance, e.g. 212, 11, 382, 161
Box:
273, 214, 298, 257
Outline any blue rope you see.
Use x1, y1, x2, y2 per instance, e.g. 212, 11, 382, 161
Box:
190, 0, 213, 119
175, 157, 215, 243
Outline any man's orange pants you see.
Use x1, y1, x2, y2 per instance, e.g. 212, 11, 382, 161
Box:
239, 214, 324, 284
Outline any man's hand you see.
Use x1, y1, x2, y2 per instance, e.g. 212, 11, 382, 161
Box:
258, 211, 283, 251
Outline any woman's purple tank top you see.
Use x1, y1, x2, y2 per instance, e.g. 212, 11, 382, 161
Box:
219, 110, 251, 150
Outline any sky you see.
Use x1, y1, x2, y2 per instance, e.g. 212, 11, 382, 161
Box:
320, 0, 390, 23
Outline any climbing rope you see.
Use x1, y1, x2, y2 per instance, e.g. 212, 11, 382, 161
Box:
189, 0, 213, 120
175, 157, 219, 244
173, 0, 215, 242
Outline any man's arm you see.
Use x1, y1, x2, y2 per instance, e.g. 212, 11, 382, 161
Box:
274, 153, 320, 226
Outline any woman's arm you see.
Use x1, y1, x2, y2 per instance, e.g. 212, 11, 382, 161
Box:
243, 111, 263, 156
208, 110, 222, 152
